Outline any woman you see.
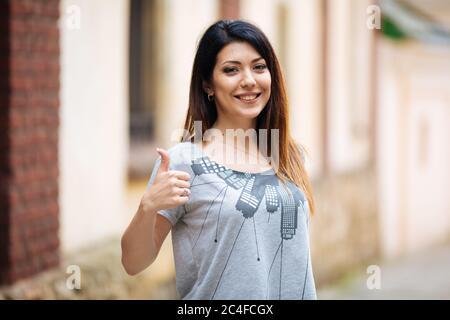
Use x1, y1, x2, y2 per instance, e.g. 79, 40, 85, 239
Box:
121, 20, 317, 300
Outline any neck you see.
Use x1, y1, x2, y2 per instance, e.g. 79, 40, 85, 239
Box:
211, 116, 257, 133
209, 116, 259, 152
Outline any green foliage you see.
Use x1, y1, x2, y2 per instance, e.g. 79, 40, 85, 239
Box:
381, 15, 408, 40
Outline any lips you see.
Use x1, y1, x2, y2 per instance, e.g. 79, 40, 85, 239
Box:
234, 93, 262, 103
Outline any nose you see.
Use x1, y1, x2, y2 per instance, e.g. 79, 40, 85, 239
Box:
240, 68, 256, 88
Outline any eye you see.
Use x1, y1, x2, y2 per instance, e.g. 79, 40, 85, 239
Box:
254, 64, 267, 71
223, 67, 238, 74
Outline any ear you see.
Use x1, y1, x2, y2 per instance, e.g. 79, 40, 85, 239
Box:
202, 80, 213, 95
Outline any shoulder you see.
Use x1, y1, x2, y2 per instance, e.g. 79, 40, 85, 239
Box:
166, 141, 194, 155
293, 141, 307, 165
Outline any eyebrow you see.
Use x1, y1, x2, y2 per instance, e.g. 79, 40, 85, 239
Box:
221, 57, 264, 65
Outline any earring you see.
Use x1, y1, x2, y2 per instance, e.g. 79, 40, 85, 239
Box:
207, 93, 214, 101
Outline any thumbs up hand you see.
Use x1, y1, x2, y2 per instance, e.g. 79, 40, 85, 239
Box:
140, 148, 191, 214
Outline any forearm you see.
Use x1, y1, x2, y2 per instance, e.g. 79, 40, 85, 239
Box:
121, 204, 158, 275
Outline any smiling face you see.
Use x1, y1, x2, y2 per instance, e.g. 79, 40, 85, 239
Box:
204, 41, 272, 124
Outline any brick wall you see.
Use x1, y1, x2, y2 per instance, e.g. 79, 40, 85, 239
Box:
0, 0, 60, 285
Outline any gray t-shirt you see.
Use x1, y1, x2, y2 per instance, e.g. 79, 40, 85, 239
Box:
147, 141, 316, 300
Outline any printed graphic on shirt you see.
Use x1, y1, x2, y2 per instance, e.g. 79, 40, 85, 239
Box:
189, 155, 310, 299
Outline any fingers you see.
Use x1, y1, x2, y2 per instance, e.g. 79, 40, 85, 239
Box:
176, 195, 189, 205
155, 147, 190, 181
175, 179, 190, 188
156, 148, 170, 173
169, 170, 191, 181
174, 187, 191, 197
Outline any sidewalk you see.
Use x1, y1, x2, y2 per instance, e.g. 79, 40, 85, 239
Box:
317, 243, 450, 299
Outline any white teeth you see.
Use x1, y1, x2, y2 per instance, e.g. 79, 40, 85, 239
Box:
239, 94, 257, 101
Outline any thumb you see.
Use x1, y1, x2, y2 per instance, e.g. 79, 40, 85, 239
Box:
156, 148, 170, 173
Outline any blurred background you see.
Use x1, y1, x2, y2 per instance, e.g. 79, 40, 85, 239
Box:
0, 0, 449, 299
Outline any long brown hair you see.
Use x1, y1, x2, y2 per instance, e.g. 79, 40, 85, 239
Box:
181, 20, 315, 215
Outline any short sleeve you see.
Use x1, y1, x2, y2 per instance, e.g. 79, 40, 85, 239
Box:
146, 154, 187, 226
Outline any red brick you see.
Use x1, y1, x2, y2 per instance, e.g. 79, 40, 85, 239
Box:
10, 1, 35, 16
10, 18, 27, 35
1, 0, 60, 285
